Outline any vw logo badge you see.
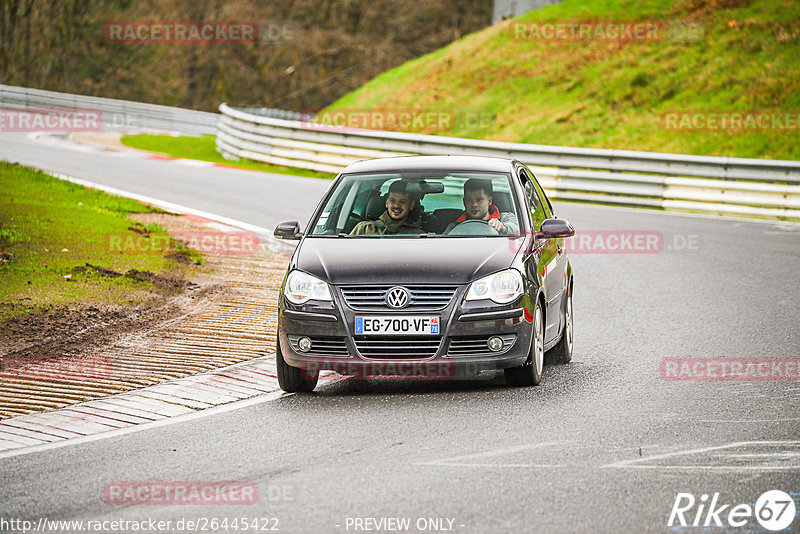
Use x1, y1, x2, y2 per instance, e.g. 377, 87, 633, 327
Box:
386, 287, 410, 309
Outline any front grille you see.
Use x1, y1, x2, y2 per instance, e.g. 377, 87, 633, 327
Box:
354, 336, 442, 359
340, 285, 459, 311
447, 334, 516, 356
288, 336, 349, 357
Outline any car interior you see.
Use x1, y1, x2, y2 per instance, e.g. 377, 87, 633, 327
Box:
312, 173, 518, 237
357, 191, 515, 235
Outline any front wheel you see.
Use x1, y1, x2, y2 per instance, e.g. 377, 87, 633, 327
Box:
504, 300, 544, 386
546, 288, 573, 364
276, 340, 319, 393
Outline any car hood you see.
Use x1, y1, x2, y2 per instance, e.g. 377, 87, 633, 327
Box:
295, 237, 525, 285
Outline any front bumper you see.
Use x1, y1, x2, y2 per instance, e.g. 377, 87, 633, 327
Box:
278, 286, 534, 378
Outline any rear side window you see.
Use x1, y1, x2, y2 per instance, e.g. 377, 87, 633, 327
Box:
529, 171, 554, 218
520, 168, 547, 229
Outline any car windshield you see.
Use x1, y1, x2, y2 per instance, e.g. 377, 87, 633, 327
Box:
309, 171, 520, 237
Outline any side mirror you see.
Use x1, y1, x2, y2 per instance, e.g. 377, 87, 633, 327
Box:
536, 218, 575, 239
274, 220, 302, 240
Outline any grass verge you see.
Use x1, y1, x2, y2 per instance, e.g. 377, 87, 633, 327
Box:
120, 134, 336, 180
323, 0, 800, 160
0, 162, 202, 321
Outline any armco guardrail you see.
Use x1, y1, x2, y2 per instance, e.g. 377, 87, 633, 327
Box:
217, 103, 800, 221
1, 85, 218, 135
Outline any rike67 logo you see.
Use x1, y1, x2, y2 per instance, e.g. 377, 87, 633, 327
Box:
668, 490, 796, 531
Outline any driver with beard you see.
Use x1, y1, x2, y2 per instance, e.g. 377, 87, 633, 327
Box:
444, 178, 519, 235
350, 180, 424, 235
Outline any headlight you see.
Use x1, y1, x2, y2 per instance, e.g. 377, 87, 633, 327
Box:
284, 270, 332, 304
465, 269, 523, 304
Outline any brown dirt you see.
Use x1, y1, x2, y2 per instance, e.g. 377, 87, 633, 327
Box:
0, 285, 217, 363
68, 132, 133, 152
0, 213, 211, 360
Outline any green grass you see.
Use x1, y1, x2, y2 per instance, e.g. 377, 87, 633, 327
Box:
0, 162, 201, 321
322, 0, 800, 160
120, 135, 336, 180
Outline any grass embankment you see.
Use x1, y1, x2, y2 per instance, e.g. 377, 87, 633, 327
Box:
0, 162, 201, 321
120, 135, 336, 180
323, 0, 800, 160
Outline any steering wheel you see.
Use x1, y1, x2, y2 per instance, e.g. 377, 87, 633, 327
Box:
446, 219, 501, 236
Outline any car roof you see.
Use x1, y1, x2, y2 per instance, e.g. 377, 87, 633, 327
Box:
340, 155, 517, 174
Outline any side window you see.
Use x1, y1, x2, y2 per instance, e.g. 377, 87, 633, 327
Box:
531, 175, 554, 218
351, 183, 374, 219
520, 169, 546, 229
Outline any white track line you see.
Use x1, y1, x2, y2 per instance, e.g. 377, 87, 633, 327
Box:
415, 441, 566, 467
49, 172, 271, 236
601, 440, 800, 470
417, 463, 566, 468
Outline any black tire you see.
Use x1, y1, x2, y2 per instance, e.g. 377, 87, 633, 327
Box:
546, 288, 573, 365
276, 340, 319, 393
504, 300, 544, 387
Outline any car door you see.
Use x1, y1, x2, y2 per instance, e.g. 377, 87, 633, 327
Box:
519, 168, 561, 343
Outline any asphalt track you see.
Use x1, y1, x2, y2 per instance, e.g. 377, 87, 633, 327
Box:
1, 131, 799, 533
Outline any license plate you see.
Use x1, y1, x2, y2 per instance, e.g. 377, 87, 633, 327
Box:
355, 316, 440, 335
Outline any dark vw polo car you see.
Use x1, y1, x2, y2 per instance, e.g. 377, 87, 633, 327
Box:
273, 156, 574, 392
